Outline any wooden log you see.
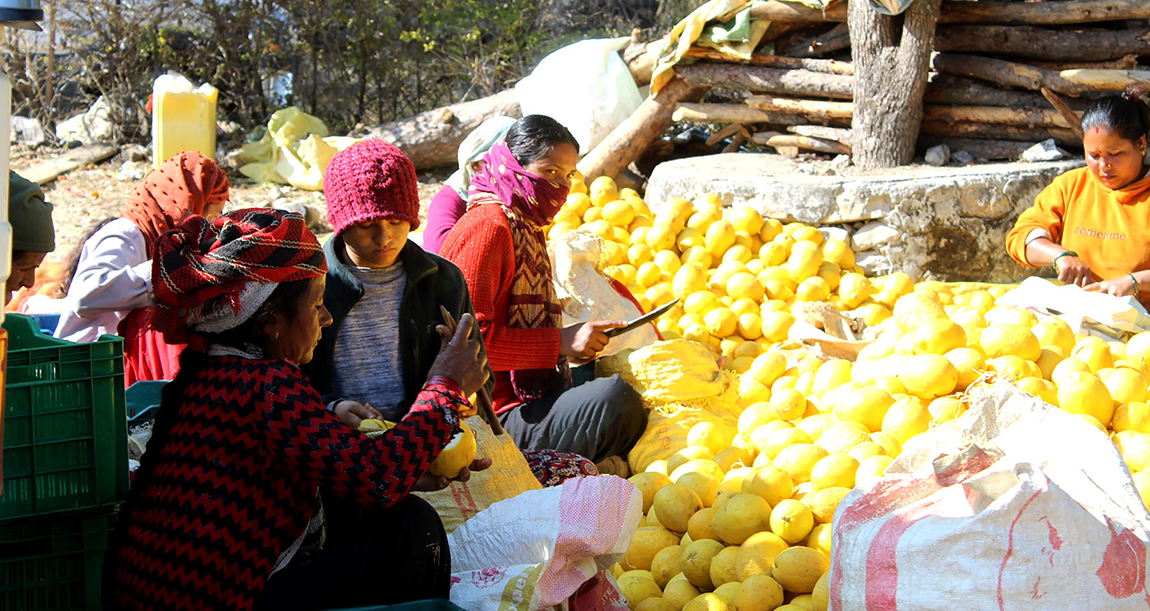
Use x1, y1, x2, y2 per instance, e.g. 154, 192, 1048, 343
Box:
722, 134, 747, 154
1041, 88, 1085, 140
765, 134, 851, 154
931, 53, 1089, 95
1059, 69, 1150, 92
919, 121, 1080, 146
751, 0, 1150, 25
676, 62, 853, 99
745, 96, 854, 120
673, 103, 815, 125
577, 75, 699, 184
925, 74, 1057, 107
779, 23, 851, 58
681, 47, 854, 75
364, 88, 521, 169
21, 144, 118, 185
705, 123, 744, 147
623, 32, 656, 87
934, 25, 1150, 63
1029, 55, 1139, 72
918, 136, 1036, 161
787, 125, 852, 143
921, 104, 1073, 128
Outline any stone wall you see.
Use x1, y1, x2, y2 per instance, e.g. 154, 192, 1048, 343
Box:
644, 153, 1083, 283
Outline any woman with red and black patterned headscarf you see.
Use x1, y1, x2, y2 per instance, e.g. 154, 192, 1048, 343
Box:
103, 208, 490, 611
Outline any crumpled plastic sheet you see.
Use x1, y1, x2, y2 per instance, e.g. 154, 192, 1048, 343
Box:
237, 106, 361, 191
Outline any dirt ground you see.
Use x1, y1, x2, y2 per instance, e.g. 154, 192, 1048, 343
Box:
11, 144, 446, 265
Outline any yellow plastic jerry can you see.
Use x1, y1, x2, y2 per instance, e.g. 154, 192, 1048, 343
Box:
152, 72, 218, 168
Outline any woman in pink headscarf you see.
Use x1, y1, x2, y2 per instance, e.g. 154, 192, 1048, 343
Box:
440, 115, 645, 473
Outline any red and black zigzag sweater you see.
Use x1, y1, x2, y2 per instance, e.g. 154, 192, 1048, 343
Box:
104, 355, 465, 611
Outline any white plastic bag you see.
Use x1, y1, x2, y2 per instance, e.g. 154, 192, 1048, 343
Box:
448, 475, 642, 610
550, 231, 659, 356
516, 38, 643, 152
831, 380, 1150, 610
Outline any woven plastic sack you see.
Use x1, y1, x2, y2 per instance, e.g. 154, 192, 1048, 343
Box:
831, 379, 1150, 610
596, 340, 724, 405
448, 475, 642, 611
415, 416, 541, 533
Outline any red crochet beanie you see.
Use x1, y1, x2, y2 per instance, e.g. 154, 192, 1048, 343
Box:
324, 139, 420, 234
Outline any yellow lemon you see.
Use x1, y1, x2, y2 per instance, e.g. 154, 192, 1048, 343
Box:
795, 276, 832, 302
771, 547, 830, 594
742, 464, 794, 507
849, 441, 887, 463
986, 355, 1036, 382
653, 484, 704, 533
723, 271, 765, 303
980, 323, 1042, 361
1015, 376, 1058, 406
1132, 471, 1150, 509
944, 347, 986, 391
712, 493, 773, 545
1031, 319, 1076, 353
822, 239, 854, 269
710, 546, 742, 589
1114, 431, 1150, 472
1052, 357, 1093, 386
1057, 371, 1115, 424
832, 386, 895, 432
650, 544, 684, 588
429, 422, 477, 478
770, 498, 815, 544
984, 306, 1038, 327
892, 292, 947, 332
1036, 346, 1066, 380
630, 472, 674, 514
897, 354, 959, 400
734, 574, 785, 611
705, 307, 739, 337
670, 460, 726, 486
706, 221, 738, 258
811, 359, 852, 397
749, 351, 788, 387
635, 598, 678, 611
683, 593, 735, 611
792, 225, 824, 245
786, 241, 823, 283
735, 531, 789, 581
1101, 367, 1150, 405
627, 526, 684, 570
837, 273, 872, 309
809, 454, 859, 491
728, 207, 765, 234
773, 444, 829, 484
664, 574, 702, 609
807, 523, 833, 558
1072, 337, 1114, 373
676, 471, 722, 508
796, 414, 840, 444
1127, 332, 1150, 363
687, 507, 721, 543
679, 539, 726, 590
803, 486, 852, 524
761, 311, 796, 343
913, 318, 967, 355
870, 431, 903, 456
617, 572, 663, 607
589, 175, 619, 206
602, 199, 636, 227
668, 446, 715, 474
816, 422, 873, 455
857, 454, 894, 482
812, 573, 830, 611
768, 387, 808, 422
1113, 402, 1150, 433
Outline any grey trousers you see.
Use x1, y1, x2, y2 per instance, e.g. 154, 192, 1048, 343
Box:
499, 374, 647, 463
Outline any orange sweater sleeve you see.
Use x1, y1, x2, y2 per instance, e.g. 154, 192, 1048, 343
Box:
1005, 170, 1074, 268
440, 206, 562, 371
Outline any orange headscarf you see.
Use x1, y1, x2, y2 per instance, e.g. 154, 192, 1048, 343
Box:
121, 151, 230, 256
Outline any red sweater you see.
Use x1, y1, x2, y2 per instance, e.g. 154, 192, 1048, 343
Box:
104, 356, 465, 611
440, 204, 562, 412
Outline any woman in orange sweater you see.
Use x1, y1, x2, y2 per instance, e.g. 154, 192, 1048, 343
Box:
440, 115, 645, 470
1007, 89, 1150, 301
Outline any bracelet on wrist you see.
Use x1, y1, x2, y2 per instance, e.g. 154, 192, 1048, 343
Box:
1052, 250, 1078, 266
1130, 273, 1140, 296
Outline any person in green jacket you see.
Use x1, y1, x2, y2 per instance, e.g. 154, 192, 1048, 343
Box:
6, 171, 55, 306
303, 140, 597, 510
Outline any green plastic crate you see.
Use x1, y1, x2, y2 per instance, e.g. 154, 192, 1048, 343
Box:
1, 314, 128, 519
0, 509, 115, 611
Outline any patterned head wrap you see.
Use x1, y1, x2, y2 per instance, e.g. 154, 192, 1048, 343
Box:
150, 208, 326, 341
468, 141, 572, 401
122, 151, 230, 257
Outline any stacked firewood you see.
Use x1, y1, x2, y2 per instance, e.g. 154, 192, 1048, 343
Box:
663, 0, 1150, 162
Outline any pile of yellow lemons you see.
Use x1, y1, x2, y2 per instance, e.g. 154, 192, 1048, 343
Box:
547, 176, 1150, 611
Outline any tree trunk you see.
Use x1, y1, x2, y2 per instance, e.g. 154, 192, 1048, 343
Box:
934, 25, 1150, 63
577, 76, 700, 184
676, 62, 853, 99
364, 88, 522, 169
849, 0, 944, 169
932, 53, 1089, 95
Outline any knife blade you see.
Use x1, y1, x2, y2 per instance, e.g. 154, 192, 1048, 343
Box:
604, 298, 680, 338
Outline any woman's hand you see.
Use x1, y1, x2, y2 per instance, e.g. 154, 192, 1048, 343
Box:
1084, 275, 1137, 298
428, 313, 489, 398
411, 457, 493, 491
1055, 254, 1098, 287
333, 400, 383, 428
560, 320, 627, 360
